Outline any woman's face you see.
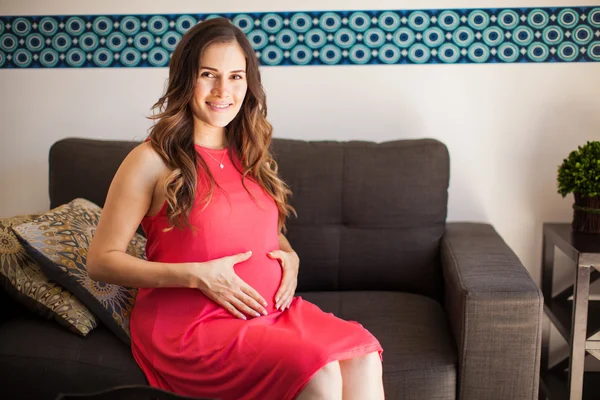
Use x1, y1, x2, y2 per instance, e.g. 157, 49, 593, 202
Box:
191, 41, 248, 132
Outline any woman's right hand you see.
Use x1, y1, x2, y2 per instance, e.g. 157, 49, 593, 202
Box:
192, 251, 269, 320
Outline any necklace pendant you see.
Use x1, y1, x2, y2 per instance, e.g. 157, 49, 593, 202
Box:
220, 163, 224, 169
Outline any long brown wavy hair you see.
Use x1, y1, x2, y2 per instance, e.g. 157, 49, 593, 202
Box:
146, 17, 296, 232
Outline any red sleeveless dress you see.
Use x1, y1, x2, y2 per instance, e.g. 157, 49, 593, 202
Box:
130, 144, 383, 400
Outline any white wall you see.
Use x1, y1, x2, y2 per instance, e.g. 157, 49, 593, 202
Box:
2, 1, 600, 364
3, 0, 600, 273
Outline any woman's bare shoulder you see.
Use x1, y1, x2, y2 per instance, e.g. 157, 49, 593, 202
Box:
118, 141, 170, 184
106, 142, 169, 192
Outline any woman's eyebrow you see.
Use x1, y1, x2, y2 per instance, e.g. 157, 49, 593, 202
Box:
199, 66, 246, 73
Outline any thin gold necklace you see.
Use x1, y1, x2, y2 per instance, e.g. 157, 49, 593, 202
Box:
201, 148, 226, 169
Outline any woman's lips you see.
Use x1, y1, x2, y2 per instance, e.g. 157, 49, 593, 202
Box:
206, 102, 232, 112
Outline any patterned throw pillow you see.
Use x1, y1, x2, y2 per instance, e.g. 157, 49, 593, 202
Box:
0, 214, 98, 336
12, 198, 146, 345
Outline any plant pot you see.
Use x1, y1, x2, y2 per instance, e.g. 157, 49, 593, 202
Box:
572, 193, 600, 234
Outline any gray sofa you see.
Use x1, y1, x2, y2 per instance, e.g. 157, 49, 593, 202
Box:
0, 137, 543, 399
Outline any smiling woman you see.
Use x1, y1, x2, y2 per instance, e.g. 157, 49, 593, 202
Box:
86, 17, 384, 400
141, 18, 291, 232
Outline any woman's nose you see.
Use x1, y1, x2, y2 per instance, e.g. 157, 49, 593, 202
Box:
211, 78, 230, 97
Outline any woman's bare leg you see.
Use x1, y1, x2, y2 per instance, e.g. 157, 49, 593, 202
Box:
339, 352, 384, 400
296, 360, 343, 400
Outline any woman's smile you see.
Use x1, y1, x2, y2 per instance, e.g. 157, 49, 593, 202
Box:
206, 101, 233, 112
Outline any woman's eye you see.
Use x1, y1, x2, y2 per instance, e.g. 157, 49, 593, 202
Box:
201, 72, 215, 78
232, 75, 243, 80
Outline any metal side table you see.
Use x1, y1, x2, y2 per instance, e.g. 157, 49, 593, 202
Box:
540, 223, 600, 400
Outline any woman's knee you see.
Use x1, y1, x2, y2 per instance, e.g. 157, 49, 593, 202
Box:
297, 360, 342, 400
340, 351, 382, 377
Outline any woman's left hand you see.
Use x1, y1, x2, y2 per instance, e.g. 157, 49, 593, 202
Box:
268, 250, 299, 311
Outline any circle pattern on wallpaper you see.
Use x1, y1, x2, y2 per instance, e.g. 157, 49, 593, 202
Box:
65, 17, 85, 36
0, 7, 599, 68
468, 10, 490, 30
468, 43, 490, 63
422, 27, 444, 48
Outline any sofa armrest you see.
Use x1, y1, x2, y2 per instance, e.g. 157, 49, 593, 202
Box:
441, 222, 543, 400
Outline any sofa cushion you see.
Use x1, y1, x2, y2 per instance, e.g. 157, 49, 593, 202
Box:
0, 214, 98, 336
299, 291, 457, 400
272, 139, 450, 300
0, 284, 29, 322
0, 314, 146, 400
12, 198, 145, 345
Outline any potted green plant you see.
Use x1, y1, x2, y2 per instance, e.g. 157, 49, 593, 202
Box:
557, 141, 600, 233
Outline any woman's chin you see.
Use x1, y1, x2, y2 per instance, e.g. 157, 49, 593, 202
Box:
203, 117, 233, 129
195, 108, 239, 129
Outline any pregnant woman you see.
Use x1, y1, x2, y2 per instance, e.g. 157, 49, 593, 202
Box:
87, 17, 384, 400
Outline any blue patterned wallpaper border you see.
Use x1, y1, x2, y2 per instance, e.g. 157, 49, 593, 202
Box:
1, 7, 600, 68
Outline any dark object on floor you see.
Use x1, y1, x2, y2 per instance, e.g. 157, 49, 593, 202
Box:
55, 385, 214, 400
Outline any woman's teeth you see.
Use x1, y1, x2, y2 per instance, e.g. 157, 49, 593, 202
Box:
208, 102, 230, 109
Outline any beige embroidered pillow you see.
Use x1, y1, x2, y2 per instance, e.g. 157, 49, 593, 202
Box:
0, 214, 98, 336
13, 198, 146, 345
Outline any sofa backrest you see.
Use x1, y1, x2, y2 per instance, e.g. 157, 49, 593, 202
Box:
49, 138, 450, 299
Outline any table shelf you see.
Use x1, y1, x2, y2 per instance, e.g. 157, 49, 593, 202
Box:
540, 223, 600, 400
544, 300, 600, 343
541, 371, 600, 400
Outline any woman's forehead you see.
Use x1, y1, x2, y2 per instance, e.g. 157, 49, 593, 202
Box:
199, 42, 247, 70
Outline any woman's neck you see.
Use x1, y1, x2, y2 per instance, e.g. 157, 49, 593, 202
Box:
194, 129, 228, 150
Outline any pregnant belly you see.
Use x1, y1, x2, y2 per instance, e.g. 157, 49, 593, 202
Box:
133, 256, 284, 332
234, 257, 283, 314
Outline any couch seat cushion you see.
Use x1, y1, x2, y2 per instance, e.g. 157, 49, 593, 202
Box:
300, 290, 458, 400
0, 291, 457, 400
0, 314, 146, 400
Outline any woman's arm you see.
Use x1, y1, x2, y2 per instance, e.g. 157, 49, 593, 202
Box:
87, 142, 197, 289
278, 233, 295, 254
